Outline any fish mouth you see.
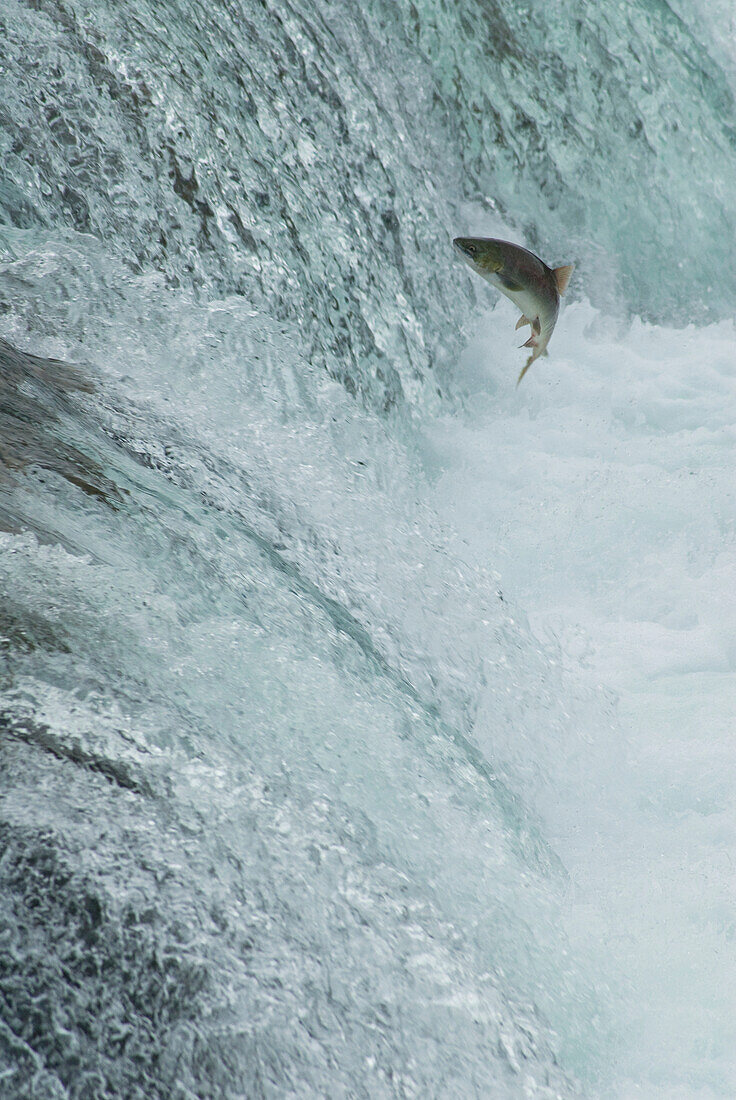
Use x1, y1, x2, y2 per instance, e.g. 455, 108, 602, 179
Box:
453, 237, 473, 258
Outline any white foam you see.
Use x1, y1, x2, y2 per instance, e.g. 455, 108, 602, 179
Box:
431, 298, 736, 1096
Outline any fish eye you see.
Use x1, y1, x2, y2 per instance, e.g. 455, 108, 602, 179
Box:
466, 243, 476, 255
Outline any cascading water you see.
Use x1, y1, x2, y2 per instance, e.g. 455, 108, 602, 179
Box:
1, 0, 734, 1096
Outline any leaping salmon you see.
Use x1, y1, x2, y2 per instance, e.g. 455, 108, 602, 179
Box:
453, 237, 574, 384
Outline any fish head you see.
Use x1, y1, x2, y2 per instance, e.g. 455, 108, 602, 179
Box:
453, 237, 505, 279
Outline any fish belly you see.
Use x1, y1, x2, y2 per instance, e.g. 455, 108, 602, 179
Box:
487, 274, 540, 320
506, 288, 542, 320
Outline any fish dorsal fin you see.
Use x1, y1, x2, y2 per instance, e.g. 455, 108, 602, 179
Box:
553, 264, 574, 295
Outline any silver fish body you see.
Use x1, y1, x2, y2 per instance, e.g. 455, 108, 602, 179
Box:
453, 237, 574, 383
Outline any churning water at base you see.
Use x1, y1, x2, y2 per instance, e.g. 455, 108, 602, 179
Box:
1, 1, 735, 1097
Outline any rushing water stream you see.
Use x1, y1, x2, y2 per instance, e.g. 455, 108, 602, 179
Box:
1, 1, 735, 1096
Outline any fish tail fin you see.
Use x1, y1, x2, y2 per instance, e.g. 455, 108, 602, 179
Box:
515, 314, 531, 330
553, 264, 574, 295
517, 355, 535, 386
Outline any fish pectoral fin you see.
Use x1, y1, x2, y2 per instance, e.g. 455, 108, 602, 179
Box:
499, 274, 525, 293
553, 264, 574, 295
515, 314, 531, 330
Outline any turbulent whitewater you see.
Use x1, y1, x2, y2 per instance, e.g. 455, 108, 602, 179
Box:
1, 0, 735, 1097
